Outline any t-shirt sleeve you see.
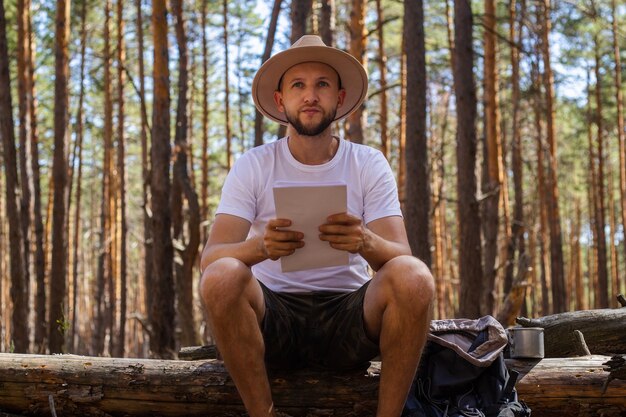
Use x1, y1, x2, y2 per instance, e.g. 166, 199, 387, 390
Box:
215, 153, 258, 223
362, 150, 402, 225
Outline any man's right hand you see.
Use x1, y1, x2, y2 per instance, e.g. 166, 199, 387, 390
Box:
262, 219, 305, 260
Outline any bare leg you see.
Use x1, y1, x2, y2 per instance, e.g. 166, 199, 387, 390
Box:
364, 255, 435, 417
199, 257, 276, 417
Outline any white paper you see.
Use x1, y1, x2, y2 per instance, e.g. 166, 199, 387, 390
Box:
272, 181, 349, 272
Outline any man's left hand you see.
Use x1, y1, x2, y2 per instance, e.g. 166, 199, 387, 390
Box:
318, 212, 370, 254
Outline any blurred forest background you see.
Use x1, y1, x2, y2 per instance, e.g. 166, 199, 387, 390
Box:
1, 0, 625, 359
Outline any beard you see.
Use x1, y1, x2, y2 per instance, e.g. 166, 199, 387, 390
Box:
285, 106, 337, 137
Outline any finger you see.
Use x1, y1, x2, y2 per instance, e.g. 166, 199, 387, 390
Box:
326, 212, 361, 224
268, 229, 304, 242
267, 218, 292, 229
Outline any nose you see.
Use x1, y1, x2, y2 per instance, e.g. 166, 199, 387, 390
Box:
303, 86, 319, 104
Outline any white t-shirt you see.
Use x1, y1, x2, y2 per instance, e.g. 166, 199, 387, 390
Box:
216, 137, 402, 293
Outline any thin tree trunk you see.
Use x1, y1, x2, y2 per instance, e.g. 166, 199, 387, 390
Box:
115, 0, 127, 358
398, 37, 406, 207
136, 0, 153, 328
171, 0, 200, 349
17, 0, 32, 332
151, 0, 176, 359
573, 201, 584, 310
453, 0, 482, 318
481, 0, 503, 316
93, 0, 113, 356
607, 167, 619, 306
346, 0, 366, 143
48, 0, 71, 354
0, 0, 28, 353
611, 0, 626, 300
71, 0, 88, 353
540, 0, 566, 313
504, 0, 526, 297
375, 0, 389, 158
593, 32, 609, 308
319, 0, 334, 46
201, 0, 210, 243
404, 0, 430, 268
223, 0, 233, 170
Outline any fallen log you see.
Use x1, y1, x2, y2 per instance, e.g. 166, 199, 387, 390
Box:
0, 353, 625, 417
516, 304, 626, 357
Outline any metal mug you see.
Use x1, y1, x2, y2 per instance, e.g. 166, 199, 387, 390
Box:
507, 327, 545, 359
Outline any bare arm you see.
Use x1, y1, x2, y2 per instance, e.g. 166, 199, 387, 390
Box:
200, 214, 305, 271
318, 214, 411, 271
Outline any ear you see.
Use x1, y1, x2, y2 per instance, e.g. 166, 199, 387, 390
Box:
337, 88, 346, 109
273, 91, 285, 113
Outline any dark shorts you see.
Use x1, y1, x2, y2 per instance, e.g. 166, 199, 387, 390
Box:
259, 280, 380, 371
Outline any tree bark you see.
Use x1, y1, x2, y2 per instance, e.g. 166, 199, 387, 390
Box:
517, 306, 626, 357
200, 0, 210, 243
611, 0, 626, 301
48, 0, 71, 354
223, 0, 233, 170
346, 0, 366, 143
403, 0, 430, 268
0, 0, 28, 353
150, 0, 176, 359
453, 0, 483, 319
115, 0, 128, 358
375, 0, 389, 158
481, 0, 503, 316
319, 0, 334, 46
171, 0, 200, 349
0, 354, 624, 417
253, 0, 283, 147
540, 0, 566, 313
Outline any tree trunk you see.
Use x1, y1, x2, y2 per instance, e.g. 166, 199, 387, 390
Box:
290, 0, 312, 41
453, 0, 482, 319
592, 32, 609, 309
115, 0, 128, 358
0, 353, 624, 417
607, 168, 619, 305
0, 0, 28, 353
17, 0, 32, 332
150, 0, 176, 359
319, 0, 334, 46
611, 0, 626, 300
573, 201, 584, 310
481, 0, 503, 316
375, 0, 388, 158
346, 0, 366, 143
136, 0, 153, 328
540, 0, 566, 313
48, 0, 71, 355
200, 0, 210, 243
223, 0, 233, 170
70, 0, 88, 353
171, 0, 200, 349
403, 0, 430, 268
93, 0, 113, 357
398, 36, 406, 207
253, 0, 283, 148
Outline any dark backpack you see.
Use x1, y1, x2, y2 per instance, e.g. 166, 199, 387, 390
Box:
403, 316, 531, 417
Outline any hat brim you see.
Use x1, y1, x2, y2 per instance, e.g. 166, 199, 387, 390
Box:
252, 45, 368, 125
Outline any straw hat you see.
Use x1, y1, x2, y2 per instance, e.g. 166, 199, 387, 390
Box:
252, 35, 368, 125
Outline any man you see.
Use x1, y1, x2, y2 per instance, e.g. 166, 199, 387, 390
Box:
199, 35, 434, 417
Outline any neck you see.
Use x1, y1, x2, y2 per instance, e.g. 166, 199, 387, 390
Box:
285, 126, 338, 165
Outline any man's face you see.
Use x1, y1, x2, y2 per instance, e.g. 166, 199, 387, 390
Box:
273, 62, 346, 137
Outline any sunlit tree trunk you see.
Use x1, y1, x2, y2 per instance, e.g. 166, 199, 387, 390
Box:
592, 33, 609, 308
115, 0, 128, 357
136, 0, 152, 328
48, 0, 71, 354
453, 0, 482, 318
346, 0, 366, 143
0, 0, 28, 353
93, 0, 113, 356
607, 168, 619, 306
70, 0, 88, 353
572, 201, 584, 310
481, 0, 503, 315
398, 36, 406, 206
253, 0, 283, 147
540, 0, 565, 313
150, 0, 176, 358
610, 0, 625, 301
200, 0, 210, 243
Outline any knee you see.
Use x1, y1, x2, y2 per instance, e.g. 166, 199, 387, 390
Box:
199, 257, 252, 312
380, 255, 435, 307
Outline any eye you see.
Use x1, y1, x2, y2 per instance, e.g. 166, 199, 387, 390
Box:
318, 80, 330, 87
291, 81, 304, 88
